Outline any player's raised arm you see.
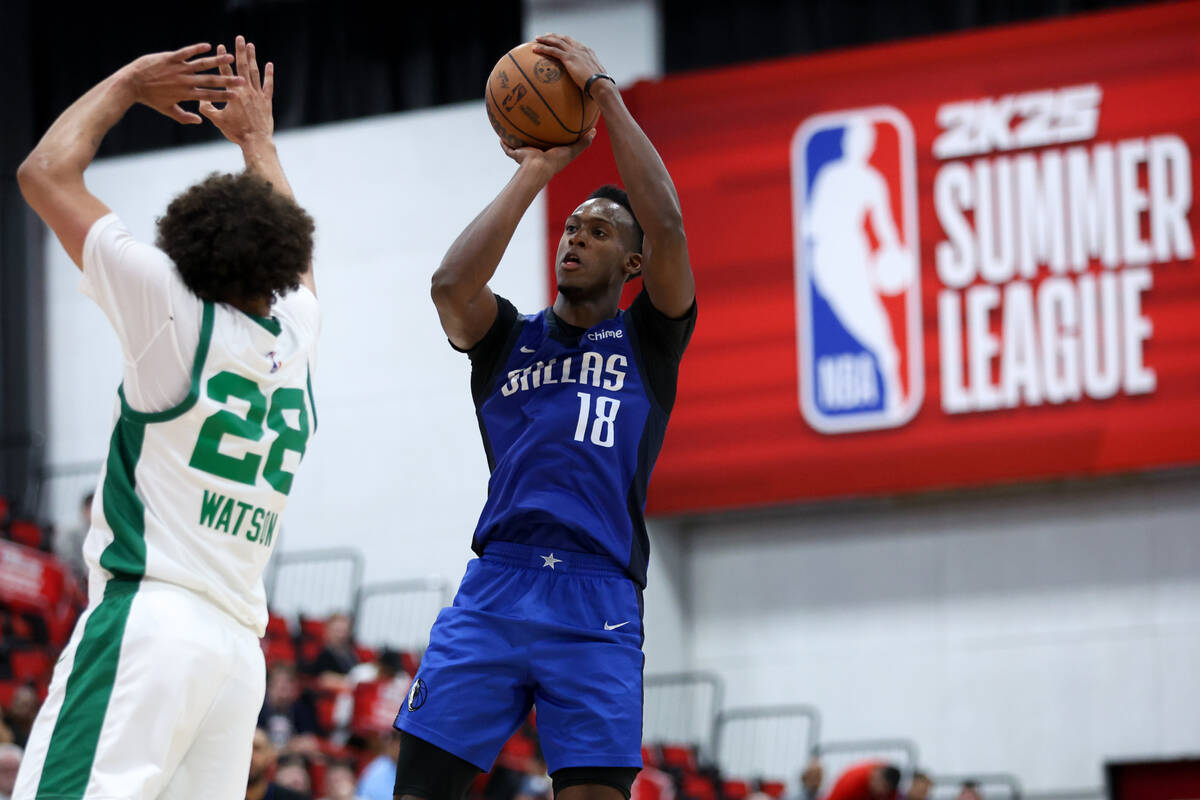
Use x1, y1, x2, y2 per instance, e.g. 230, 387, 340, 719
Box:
533, 34, 695, 318
432, 130, 595, 350
17, 44, 240, 269
199, 36, 314, 296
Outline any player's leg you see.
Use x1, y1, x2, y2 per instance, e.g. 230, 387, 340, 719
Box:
158, 605, 265, 800
552, 769, 642, 800
393, 730, 481, 800
529, 569, 646, 800
392, 559, 537, 796
12, 581, 219, 800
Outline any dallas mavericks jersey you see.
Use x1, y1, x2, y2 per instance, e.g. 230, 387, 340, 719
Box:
84, 293, 318, 636
465, 291, 695, 586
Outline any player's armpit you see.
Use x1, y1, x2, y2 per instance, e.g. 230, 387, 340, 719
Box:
432, 282, 500, 352
15, 167, 110, 270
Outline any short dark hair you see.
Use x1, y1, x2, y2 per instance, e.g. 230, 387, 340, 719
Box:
588, 184, 643, 253
879, 766, 901, 791
156, 172, 314, 306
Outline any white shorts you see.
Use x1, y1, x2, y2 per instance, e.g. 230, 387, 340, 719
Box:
13, 578, 265, 800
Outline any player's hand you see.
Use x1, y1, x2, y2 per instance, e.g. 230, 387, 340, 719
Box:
122, 43, 242, 125
501, 128, 597, 175
199, 36, 275, 146
531, 34, 610, 96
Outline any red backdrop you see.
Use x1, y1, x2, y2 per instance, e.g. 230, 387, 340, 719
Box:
545, 2, 1200, 515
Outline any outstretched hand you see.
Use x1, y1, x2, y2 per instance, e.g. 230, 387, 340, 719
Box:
124, 43, 243, 124
531, 34, 608, 94
501, 128, 597, 175
199, 36, 275, 146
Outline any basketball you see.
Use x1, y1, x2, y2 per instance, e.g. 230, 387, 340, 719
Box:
485, 42, 599, 150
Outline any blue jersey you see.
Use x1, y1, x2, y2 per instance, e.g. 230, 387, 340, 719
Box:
461, 290, 695, 586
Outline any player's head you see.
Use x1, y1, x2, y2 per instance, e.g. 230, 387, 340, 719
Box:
555, 185, 643, 304
844, 117, 876, 163
156, 171, 314, 308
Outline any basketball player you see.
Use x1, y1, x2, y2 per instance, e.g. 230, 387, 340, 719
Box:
394, 34, 696, 800
13, 37, 318, 799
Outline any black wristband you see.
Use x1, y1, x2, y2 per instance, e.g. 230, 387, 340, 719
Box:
584, 73, 616, 99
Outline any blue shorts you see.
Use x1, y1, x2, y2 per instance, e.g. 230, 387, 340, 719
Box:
393, 542, 645, 773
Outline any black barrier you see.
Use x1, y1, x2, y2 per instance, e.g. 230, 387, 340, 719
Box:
354, 577, 450, 653
266, 548, 364, 619
714, 705, 823, 787
643, 672, 725, 760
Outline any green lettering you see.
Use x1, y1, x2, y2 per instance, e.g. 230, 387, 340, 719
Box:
249, 508, 264, 541
232, 501, 253, 537
215, 498, 234, 533
199, 490, 225, 528
262, 512, 277, 547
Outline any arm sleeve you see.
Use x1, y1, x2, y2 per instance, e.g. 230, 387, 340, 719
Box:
459, 295, 521, 406
273, 285, 322, 369
78, 214, 201, 412
627, 289, 697, 411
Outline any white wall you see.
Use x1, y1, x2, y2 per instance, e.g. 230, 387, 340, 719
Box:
524, 0, 662, 84
681, 474, 1200, 792
44, 102, 547, 591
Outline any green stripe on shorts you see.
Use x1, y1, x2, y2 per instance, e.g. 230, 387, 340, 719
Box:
38, 411, 148, 797
36, 579, 138, 798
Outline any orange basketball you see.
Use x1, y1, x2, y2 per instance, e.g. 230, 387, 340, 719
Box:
485, 42, 599, 150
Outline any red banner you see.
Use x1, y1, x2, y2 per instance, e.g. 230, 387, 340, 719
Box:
546, 2, 1200, 514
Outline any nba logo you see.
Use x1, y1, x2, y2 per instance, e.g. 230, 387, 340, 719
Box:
791, 107, 923, 433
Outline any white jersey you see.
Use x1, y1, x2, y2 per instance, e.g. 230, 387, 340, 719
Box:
78, 214, 319, 635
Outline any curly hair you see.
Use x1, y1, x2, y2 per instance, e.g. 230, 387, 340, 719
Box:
156, 172, 314, 306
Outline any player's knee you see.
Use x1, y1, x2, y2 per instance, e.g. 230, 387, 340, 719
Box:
551, 767, 640, 800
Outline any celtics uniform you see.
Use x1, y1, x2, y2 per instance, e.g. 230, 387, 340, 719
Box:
15, 214, 319, 800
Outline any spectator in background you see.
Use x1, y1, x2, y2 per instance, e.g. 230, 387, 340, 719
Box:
906, 772, 932, 800
797, 757, 824, 800
52, 491, 92, 584
308, 613, 361, 691
957, 781, 982, 800
259, 663, 320, 754
247, 728, 309, 800
0, 709, 14, 745
0, 744, 22, 800
824, 761, 901, 800
319, 759, 365, 800
357, 731, 402, 800
275, 753, 314, 798
5, 686, 38, 750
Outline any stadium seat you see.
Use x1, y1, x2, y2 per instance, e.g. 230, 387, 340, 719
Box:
758, 780, 786, 799
642, 744, 662, 768
681, 773, 717, 800
0, 679, 17, 708
9, 520, 43, 550
10, 648, 51, 682
660, 744, 698, 772
266, 612, 291, 639
722, 780, 750, 800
